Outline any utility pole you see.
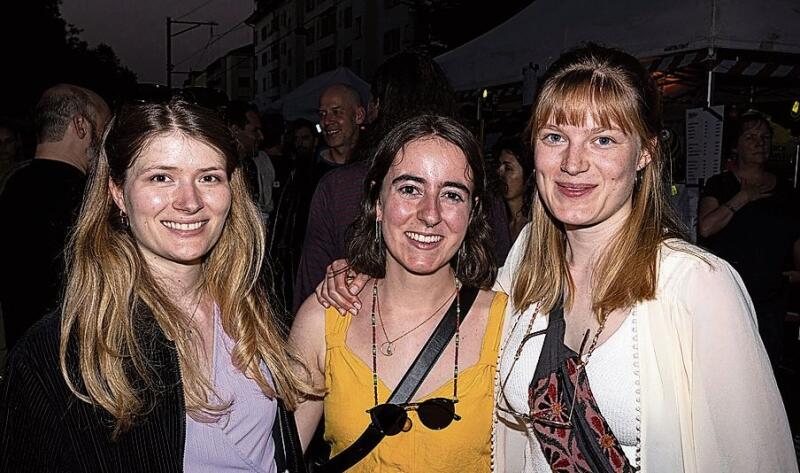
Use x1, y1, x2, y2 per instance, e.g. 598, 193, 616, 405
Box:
166, 17, 218, 88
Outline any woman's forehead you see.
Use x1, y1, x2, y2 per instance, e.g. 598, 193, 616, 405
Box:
388, 137, 474, 184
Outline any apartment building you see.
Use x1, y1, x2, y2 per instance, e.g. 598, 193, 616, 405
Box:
246, 0, 415, 109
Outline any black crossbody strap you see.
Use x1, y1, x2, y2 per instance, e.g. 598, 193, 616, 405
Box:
317, 286, 480, 473
389, 286, 478, 403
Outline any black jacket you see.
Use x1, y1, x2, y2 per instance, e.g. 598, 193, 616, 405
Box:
0, 310, 305, 473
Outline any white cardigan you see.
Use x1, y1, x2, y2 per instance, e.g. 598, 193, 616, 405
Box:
493, 226, 798, 472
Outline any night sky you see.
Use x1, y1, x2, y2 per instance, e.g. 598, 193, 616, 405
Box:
61, 0, 253, 84
58, 0, 532, 85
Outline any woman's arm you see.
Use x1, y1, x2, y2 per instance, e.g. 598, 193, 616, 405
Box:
681, 256, 797, 471
288, 295, 329, 451
698, 178, 772, 238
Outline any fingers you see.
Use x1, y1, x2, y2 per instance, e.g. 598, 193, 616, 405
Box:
315, 259, 366, 316
349, 273, 370, 298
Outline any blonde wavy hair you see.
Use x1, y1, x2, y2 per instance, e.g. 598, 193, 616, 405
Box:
60, 98, 308, 435
513, 44, 686, 320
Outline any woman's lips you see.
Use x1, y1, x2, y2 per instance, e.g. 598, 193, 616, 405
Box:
556, 182, 596, 198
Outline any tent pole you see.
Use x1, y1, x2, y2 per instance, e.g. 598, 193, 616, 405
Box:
794, 143, 799, 189
706, 70, 713, 108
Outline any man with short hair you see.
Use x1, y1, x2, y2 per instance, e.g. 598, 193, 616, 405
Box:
0, 84, 110, 350
317, 83, 365, 168
226, 101, 273, 223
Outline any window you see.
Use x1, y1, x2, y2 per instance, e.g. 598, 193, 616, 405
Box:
306, 0, 315, 12
320, 46, 336, 73
383, 27, 402, 55
270, 15, 278, 32
288, 49, 293, 65
344, 7, 352, 28
281, 69, 287, 85
319, 9, 335, 38
270, 68, 279, 88
270, 43, 279, 61
262, 77, 267, 92
320, 46, 335, 72
343, 46, 352, 67
384, 0, 399, 8
305, 59, 315, 79
354, 58, 362, 75
281, 41, 286, 55
238, 77, 250, 88
354, 16, 362, 38
306, 23, 315, 45
260, 26, 267, 41
261, 52, 268, 66
281, 11, 287, 26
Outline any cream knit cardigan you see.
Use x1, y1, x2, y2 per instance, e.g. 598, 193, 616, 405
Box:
492, 226, 798, 473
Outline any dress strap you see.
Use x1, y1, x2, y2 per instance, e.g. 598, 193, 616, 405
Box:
479, 292, 508, 365
324, 307, 352, 350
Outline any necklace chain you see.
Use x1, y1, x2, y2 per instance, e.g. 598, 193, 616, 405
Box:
370, 279, 462, 406
183, 290, 204, 340
375, 282, 457, 356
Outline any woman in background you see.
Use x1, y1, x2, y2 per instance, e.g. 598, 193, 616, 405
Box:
494, 136, 533, 243
698, 111, 800, 367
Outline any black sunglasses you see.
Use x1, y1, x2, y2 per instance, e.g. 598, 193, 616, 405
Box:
367, 398, 461, 436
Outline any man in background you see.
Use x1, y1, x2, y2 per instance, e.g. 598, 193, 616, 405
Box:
0, 84, 110, 351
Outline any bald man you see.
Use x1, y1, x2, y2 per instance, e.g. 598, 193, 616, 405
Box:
318, 84, 365, 166
0, 84, 110, 351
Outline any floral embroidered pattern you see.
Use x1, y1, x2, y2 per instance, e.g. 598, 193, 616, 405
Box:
528, 358, 634, 473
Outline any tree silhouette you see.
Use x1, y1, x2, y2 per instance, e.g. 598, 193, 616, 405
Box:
1, 0, 137, 118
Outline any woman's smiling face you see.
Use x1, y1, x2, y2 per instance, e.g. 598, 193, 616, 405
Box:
534, 112, 649, 231
377, 136, 474, 277
110, 132, 232, 274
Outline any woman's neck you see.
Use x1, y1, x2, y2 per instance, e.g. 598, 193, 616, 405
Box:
564, 205, 630, 273
380, 262, 458, 314
506, 196, 524, 220
735, 160, 767, 179
146, 259, 205, 314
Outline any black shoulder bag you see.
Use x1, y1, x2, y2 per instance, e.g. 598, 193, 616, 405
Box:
316, 286, 479, 473
273, 398, 308, 473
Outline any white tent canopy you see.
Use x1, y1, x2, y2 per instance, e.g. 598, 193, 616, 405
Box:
436, 0, 800, 91
264, 67, 370, 122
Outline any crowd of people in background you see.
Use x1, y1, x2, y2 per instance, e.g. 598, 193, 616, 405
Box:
0, 44, 798, 472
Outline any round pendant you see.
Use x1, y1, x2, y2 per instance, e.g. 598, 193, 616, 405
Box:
379, 341, 394, 356
402, 417, 413, 432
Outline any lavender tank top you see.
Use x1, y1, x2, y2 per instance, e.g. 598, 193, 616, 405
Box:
184, 305, 278, 473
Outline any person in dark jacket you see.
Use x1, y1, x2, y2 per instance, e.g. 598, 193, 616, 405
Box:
0, 98, 308, 473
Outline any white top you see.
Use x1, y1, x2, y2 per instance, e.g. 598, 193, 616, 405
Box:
493, 224, 798, 473
498, 302, 638, 471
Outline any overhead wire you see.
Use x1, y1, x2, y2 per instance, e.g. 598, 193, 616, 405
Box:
176, 0, 219, 20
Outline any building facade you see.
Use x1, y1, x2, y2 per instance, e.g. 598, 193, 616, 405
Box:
247, 0, 415, 110
183, 44, 255, 103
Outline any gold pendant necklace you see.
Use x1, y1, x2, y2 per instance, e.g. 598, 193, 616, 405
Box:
375, 280, 458, 357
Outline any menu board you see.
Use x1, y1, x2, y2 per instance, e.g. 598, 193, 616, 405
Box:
685, 105, 724, 183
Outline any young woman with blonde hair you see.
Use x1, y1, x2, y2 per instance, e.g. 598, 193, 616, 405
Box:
493, 43, 796, 472
0, 98, 307, 472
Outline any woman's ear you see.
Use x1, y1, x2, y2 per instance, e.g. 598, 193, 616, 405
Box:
637, 137, 657, 171
108, 178, 126, 213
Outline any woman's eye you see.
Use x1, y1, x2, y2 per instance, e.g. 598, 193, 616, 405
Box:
542, 133, 564, 144
443, 191, 465, 203
150, 174, 170, 183
595, 136, 616, 146
398, 185, 420, 196
201, 174, 222, 183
